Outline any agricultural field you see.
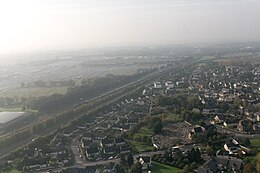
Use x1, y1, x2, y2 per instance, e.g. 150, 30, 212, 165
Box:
151, 161, 182, 173
1, 86, 68, 98
0, 104, 38, 113
0, 53, 172, 99
0, 104, 23, 112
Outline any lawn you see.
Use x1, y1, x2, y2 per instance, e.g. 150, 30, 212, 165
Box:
250, 138, 260, 152
134, 126, 154, 138
128, 126, 154, 152
151, 161, 182, 173
250, 138, 260, 148
163, 112, 183, 122
251, 138, 260, 148
127, 140, 154, 152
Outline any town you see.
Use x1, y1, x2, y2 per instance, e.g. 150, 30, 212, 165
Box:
0, 55, 259, 173
1, 0, 260, 172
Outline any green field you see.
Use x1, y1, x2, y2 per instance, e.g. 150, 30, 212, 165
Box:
1, 86, 68, 98
0, 169, 21, 173
128, 126, 154, 152
152, 161, 182, 173
0, 104, 23, 112
0, 104, 38, 113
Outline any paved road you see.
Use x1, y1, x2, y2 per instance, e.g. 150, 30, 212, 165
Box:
36, 150, 166, 173
69, 111, 123, 165
81, 150, 165, 167
216, 125, 260, 138
70, 137, 85, 165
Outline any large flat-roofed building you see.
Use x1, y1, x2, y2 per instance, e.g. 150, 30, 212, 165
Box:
0, 112, 30, 130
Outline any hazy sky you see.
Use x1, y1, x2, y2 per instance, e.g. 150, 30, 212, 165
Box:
0, 0, 260, 55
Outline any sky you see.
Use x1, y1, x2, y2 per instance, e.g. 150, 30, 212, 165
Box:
0, 0, 260, 55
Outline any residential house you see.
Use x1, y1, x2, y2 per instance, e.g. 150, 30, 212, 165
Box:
189, 126, 205, 139
197, 156, 243, 173
237, 119, 253, 133
138, 156, 152, 170
196, 159, 217, 173
119, 145, 131, 154
114, 137, 125, 146
165, 81, 174, 89
43, 146, 67, 157
82, 132, 93, 141
93, 131, 107, 143
154, 82, 162, 89
216, 156, 243, 172
104, 146, 117, 155
81, 138, 93, 148
100, 138, 114, 148
86, 147, 99, 158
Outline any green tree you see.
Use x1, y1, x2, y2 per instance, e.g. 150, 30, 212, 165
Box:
127, 153, 134, 166
256, 153, 260, 172
243, 163, 256, 173
120, 154, 127, 165
49, 159, 57, 166
205, 145, 214, 156
152, 121, 163, 134
233, 97, 242, 110
187, 96, 202, 110
187, 148, 201, 163
130, 162, 142, 173
182, 164, 190, 173
190, 162, 197, 170
114, 164, 125, 173
195, 148, 202, 163
21, 104, 26, 111
243, 138, 251, 147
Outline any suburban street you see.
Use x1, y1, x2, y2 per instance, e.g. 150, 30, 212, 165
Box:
216, 125, 260, 138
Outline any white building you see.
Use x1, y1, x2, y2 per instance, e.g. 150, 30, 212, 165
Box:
154, 82, 162, 89
165, 81, 174, 89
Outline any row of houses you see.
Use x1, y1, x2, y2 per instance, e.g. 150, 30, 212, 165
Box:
196, 156, 244, 173
81, 135, 131, 159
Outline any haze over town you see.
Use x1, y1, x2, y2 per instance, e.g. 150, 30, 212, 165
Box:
0, 0, 260, 58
